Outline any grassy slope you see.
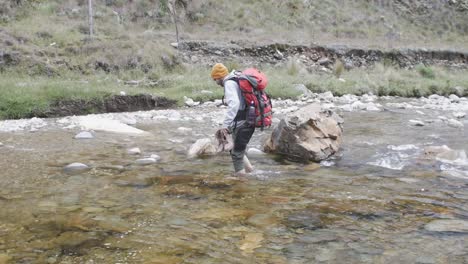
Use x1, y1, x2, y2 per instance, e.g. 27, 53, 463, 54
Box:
0, 0, 467, 119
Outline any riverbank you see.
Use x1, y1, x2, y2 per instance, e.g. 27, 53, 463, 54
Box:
1, 63, 466, 120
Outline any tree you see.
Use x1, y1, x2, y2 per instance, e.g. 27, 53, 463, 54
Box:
167, 0, 187, 46
168, 0, 180, 45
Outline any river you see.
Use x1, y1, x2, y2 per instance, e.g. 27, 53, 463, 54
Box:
0, 94, 467, 263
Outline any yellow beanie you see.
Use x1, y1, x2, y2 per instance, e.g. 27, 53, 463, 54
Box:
211, 63, 228, 79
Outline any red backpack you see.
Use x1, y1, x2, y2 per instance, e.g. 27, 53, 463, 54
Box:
229, 68, 273, 130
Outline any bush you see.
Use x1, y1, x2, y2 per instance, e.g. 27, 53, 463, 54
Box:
416, 65, 435, 79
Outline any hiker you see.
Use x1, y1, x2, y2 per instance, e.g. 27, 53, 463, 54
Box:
211, 63, 255, 176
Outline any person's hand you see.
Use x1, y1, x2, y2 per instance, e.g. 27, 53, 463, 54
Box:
217, 127, 230, 135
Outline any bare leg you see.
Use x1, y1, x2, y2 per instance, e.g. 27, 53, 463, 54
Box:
243, 156, 254, 173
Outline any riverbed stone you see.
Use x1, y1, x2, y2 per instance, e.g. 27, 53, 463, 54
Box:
64, 163, 90, 173
447, 119, 463, 128
453, 112, 466, 119
187, 138, 217, 158
127, 147, 141, 155
74, 131, 94, 139
424, 219, 468, 233
263, 104, 343, 162
135, 158, 157, 165
247, 148, 265, 156
409, 120, 425, 126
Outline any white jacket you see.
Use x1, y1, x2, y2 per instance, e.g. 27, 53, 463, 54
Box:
222, 71, 246, 129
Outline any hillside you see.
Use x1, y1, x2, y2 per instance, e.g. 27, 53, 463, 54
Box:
1, 0, 467, 74
0, 0, 467, 119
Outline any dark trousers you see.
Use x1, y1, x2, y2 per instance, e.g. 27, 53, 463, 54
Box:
231, 123, 255, 172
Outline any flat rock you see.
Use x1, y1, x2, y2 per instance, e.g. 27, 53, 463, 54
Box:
135, 158, 157, 165
409, 120, 425, 126
424, 219, 468, 233
74, 131, 94, 139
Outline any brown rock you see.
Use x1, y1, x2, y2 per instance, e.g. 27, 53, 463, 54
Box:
264, 104, 343, 162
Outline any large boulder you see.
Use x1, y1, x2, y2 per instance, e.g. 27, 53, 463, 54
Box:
263, 104, 343, 162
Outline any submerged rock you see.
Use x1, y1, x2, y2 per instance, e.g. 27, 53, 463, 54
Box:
135, 158, 157, 165
263, 104, 343, 162
64, 163, 90, 174
447, 119, 464, 128
409, 120, 425, 126
424, 219, 468, 233
187, 138, 217, 158
127, 147, 141, 155
247, 148, 265, 156
74, 131, 94, 139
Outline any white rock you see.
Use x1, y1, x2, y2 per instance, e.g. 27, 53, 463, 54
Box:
447, 119, 464, 128
120, 91, 126, 96
150, 154, 161, 161
247, 148, 265, 156
0, 142, 3, 147
361, 94, 376, 102
184, 96, 200, 107
76, 116, 146, 134
127, 148, 141, 155
177, 127, 193, 133
425, 219, 468, 233
74, 131, 94, 139
449, 94, 460, 103
167, 111, 182, 121
351, 101, 367, 110
135, 158, 157, 165
453, 112, 466, 119
187, 138, 216, 158
64, 163, 89, 173
409, 120, 425, 126
117, 116, 137, 126
365, 103, 380, 111
416, 110, 425, 115
340, 104, 354, 112
320, 91, 334, 100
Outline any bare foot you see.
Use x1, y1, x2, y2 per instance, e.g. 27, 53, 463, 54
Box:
234, 169, 247, 177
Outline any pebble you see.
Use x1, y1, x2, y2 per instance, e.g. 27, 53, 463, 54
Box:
0, 142, 3, 147
74, 131, 94, 139
409, 120, 425, 126
64, 163, 90, 173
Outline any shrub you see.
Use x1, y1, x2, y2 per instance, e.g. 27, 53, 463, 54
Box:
416, 65, 435, 79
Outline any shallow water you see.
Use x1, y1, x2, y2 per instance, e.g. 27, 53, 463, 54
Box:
1, 100, 468, 263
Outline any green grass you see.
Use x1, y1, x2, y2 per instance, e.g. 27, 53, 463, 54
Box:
1, 64, 466, 120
